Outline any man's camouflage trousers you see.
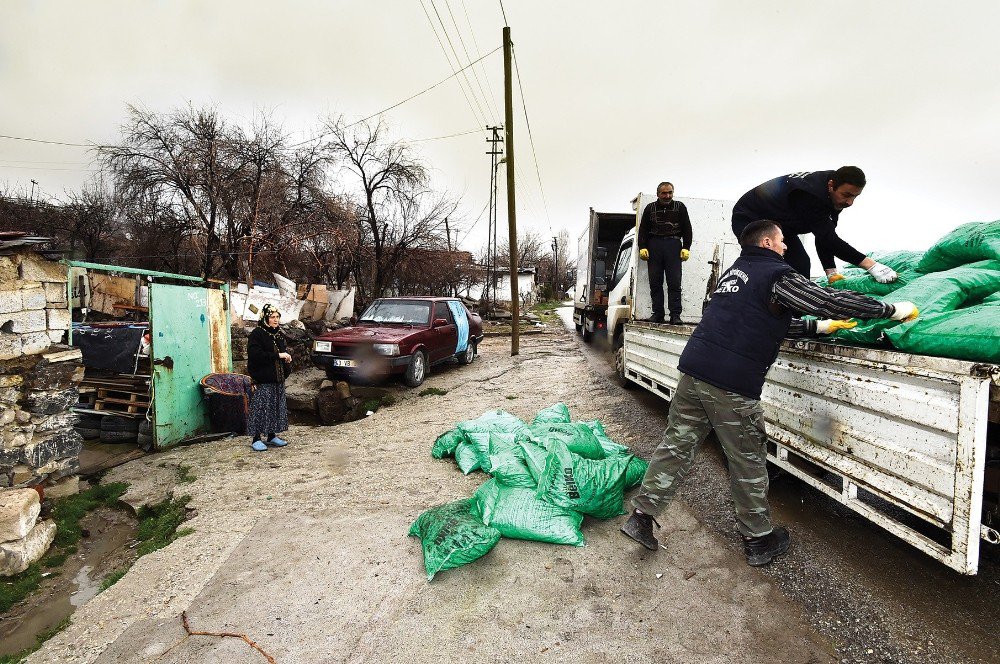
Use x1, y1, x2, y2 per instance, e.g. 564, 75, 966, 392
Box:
631, 372, 773, 538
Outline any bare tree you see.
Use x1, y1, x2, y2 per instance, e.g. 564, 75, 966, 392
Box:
323, 117, 457, 302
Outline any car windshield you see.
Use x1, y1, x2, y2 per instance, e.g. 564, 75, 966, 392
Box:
359, 300, 431, 326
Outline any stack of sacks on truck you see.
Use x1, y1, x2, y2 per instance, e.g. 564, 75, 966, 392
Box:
409, 403, 649, 580
818, 220, 1000, 363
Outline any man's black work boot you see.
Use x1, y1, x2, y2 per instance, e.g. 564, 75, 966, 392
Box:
743, 526, 790, 566
620, 510, 660, 550
642, 315, 665, 324
668, 313, 683, 325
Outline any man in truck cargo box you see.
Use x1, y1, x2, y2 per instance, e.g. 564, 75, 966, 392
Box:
638, 181, 693, 325
621, 219, 919, 565
731, 167, 899, 284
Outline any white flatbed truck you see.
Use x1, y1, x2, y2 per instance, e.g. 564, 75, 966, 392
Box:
607, 193, 1000, 574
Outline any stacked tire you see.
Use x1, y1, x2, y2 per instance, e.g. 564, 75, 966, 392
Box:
137, 419, 153, 451
74, 414, 102, 440
100, 415, 140, 444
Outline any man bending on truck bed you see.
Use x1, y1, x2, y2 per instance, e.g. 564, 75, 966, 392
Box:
731, 167, 899, 284
621, 219, 919, 566
637, 181, 693, 325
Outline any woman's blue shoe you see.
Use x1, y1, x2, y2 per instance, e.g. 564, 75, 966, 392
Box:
251, 440, 267, 452
268, 436, 288, 447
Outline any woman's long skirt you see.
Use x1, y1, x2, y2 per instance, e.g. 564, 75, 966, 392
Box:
248, 382, 288, 440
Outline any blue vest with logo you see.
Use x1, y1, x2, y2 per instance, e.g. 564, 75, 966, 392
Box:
678, 246, 796, 399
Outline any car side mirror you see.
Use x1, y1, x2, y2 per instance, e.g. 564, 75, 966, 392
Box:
433, 318, 449, 328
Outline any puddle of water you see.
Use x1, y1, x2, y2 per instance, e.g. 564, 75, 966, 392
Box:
0, 508, 136, 657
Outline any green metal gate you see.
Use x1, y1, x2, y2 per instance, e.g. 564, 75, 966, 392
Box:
149, 283, 232, 448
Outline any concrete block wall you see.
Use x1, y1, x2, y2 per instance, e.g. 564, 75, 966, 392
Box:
0, 252, 84, 489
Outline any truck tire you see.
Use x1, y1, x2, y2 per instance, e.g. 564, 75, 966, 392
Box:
574, 322, 583, 333
613, 334, 634, 389
404, 351, 428, 387
100, 415, 139, 444
581, 320, 594, 343
456, 342, 476, 365
74, 414, 102, 440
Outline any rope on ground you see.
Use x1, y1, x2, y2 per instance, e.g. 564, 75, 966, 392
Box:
172, 611, 277, 663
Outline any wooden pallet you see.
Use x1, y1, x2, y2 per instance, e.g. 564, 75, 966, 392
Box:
95, 388, 150, 414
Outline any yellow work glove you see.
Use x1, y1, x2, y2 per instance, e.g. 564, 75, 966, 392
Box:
639, 248, 649, 261
680, 248, 690, 261
816, 319, 858, 334
827, 273, 845, 284
889, 301, 919, 322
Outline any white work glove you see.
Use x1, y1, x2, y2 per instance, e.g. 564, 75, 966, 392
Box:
889, 301, 919, 322
867, 262, 898, 284
816, 319, 858, 334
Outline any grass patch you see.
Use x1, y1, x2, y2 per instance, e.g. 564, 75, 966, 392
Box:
505, 395, 517, 400
176, 464, 196, 484
361, 398, 381, 413
419, 387, 448, 397
0, 615, 72, 664
98, 568, 128, 594
1, 482, 127, 615
50, 482, 128, 550
136, 495, 193, 557
530, 300, 563, 324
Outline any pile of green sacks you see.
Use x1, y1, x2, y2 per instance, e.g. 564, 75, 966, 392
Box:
816, 220, 1000, 363
408, 403, 649, 580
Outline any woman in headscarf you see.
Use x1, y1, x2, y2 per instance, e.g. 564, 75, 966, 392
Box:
246, 303, 292, 451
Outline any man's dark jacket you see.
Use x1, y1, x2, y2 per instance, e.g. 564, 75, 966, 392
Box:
678, 246, 796, 399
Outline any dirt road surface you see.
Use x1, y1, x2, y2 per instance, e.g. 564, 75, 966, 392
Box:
31, 326, 835, 663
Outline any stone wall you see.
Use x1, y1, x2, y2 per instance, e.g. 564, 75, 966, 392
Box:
0, 252, 83, 489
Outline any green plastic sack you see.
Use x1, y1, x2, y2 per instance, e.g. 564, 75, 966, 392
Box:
834, 260, 1000, 344
454, 441, 482, 474
624, 456, 650, 489
408, 498, 502, 580
821, 250, 924, 296
579, 420, 630, 457
519, 423, 606, 460
431, 430, 464, 459
535, 441, 631, 519
917, 221, 1000, 273
532, 402, 571, 425
456, 409, 528, 437
518, 439, 549, 482
487, 448, 537, 489
472, 479, 585, 546
884, 301, 1000, 362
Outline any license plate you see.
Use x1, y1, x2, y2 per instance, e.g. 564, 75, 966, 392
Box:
332, 359, 357, 368
314, 341, 332, 352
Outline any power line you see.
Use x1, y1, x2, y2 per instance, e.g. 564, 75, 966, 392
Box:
0, 134, 97, 148
461, 0, 503, 120
418, 0, 488, 129
445, 0, 501, 122
498, 0, 509, 26
511, 47, 552, 233
430, 0, 492, 124
410, 128, 483, 142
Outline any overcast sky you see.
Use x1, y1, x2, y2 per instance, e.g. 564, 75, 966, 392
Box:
2, 1, 998, 269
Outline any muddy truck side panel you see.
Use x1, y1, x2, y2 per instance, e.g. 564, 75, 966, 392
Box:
612, 193, 1000, 574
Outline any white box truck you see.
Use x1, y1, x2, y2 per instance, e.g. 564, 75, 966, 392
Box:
608, 192, 1000, 574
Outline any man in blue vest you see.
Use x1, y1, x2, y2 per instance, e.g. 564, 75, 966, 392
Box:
621, 219, 918, 565
731, 167, 898, 283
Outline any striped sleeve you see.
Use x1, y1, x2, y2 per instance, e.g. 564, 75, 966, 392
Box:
772, 272, 894, 320
786, 317, 817, 338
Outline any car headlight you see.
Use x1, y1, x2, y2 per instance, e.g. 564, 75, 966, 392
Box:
314, 340, 332, 353
372, 343, 400, 356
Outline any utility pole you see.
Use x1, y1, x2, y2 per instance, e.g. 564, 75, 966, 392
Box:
486, 126, 503, 312
503, 26, 519, 356
444, 216, 451, 252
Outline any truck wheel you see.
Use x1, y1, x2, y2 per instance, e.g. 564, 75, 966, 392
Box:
457, 342, 476, 365
404, 351, 427, 387
574, 322, 583, 333
613, 334, 634, 389
581, 322, 594, 343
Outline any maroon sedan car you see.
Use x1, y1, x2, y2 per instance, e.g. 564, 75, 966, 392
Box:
311, 297, 484, 387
